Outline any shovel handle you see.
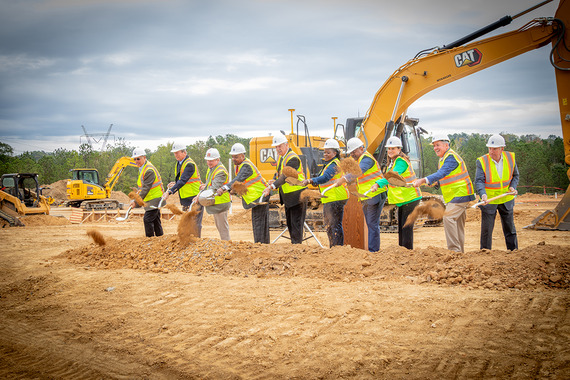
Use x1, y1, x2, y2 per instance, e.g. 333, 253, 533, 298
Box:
471, 191, 516, 208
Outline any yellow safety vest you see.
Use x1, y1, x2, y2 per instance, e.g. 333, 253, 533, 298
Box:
438, 149, 474, 204
206, 164, 231, 205
387, 156, 422, 205
137, 161, 163, 202
477, 151, 516, 204
318, 158, 348, 204
277, 150, 306, 194
357, 152, 386, 201
175, 156, 201, 198
237, 158, 268, 205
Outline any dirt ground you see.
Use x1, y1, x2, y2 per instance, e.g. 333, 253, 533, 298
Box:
0, 193, 569, 379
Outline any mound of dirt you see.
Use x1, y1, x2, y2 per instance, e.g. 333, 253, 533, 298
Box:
60, 235, 569, 291
20, 214, 71, 226
41, 180, 68, 204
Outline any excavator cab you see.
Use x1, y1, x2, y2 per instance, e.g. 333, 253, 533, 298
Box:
71, 169, 100, 185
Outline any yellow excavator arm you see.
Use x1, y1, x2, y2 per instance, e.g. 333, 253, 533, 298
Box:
103, 156, 137, 198
357, 0, 569, 230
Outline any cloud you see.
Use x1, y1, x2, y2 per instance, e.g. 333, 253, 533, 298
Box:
0, 0, 564, 155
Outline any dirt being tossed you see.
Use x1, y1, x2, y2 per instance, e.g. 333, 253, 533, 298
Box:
405, 199, 446, 227
338, 157, 362, 180
86, 229, 106, 246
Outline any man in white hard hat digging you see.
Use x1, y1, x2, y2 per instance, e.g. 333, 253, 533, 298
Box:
162, 142, 204, 237
200, 148, 231, 241
131, 148, 165, 237
412, 134, 475, 253
218, 143, 270, 244
262, 134, 307, 244
474, 134, 519, 251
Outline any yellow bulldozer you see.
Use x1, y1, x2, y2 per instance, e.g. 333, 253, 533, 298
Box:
65, 156, 137, 210
0, 173, 51, 226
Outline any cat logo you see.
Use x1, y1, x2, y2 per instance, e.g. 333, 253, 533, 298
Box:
260, 148, 278, 166
454, 48, 482, 68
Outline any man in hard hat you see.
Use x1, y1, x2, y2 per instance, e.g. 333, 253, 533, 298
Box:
335, 137, 387, 252
302, 138, 348, 247
262, 133, 307, 244
412, 134, 475, 253
370, 136, 422, 250
474, 134, 519, 250
131, 148, 164, 237
217, 142, 270, 244
200, 148, 231, 241
162, 142, 204, 237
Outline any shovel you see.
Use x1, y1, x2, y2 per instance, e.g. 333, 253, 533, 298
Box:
320, 184, 337, 197
285, 177, 304, 187
471, 191, 517, 208
149, 197, 165, 209
116, 206, 133, 221
350, 188, 373, 199
385, 171, 412, 187
250, 194, 268, 205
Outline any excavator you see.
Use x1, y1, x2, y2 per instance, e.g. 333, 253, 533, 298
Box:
354, 0, 569, 230
250, 0, 569, 232
65, 156, 137, 210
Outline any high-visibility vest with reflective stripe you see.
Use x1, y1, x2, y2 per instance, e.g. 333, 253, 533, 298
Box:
357, 152, 386, 200
477, 151, 516, 204
175, 156, 201, 198
387, 156, 422, 205
237, 158, 268, 205
277, 150, 306, 194
318, 158, 349, 204
438, 149, 474, 204
137, 161, 163, 202
206, 164, 231, 205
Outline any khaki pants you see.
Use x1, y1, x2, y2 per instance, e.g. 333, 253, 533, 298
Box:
213, 211, 230, 241
443, 202, 469, 253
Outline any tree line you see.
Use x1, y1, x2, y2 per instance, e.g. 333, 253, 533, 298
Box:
0, 133, 567, 196
420, 133, 568, 194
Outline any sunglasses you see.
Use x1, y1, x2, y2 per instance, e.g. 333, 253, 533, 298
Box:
134, 157, 143, 161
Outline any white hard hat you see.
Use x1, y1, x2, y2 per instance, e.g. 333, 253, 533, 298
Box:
323, 138, 340, 150
385, 136, 403, 148
431, 133, 450, 144
170, 142, 187, 153
271, 134, 288, 147
486, 134, 506, 148
131, 148, 146, 158
204, 148, 220, 160
346, 137, 364, 154
229, 143, 246, 155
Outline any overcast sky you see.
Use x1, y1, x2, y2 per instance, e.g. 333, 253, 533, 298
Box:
0, 0, 562, 155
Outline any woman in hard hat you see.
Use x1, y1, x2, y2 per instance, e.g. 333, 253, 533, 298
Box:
302, 139, 349, 247
370, 136, 422, 249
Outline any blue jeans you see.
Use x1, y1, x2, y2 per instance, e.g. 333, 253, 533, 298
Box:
362, 193, 387, 252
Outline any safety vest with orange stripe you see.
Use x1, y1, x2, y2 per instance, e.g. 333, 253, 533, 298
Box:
357, 152, 386, 200
477, 151, 516, 204
277, 150, 306, 194
236, 158, 268, 205
387, 156, 422, 205
205, 164, 231, 205
318, 158, 349, 204
175, 156, 201, 198
137, 161, 164, 202
438, 149, 474, 204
